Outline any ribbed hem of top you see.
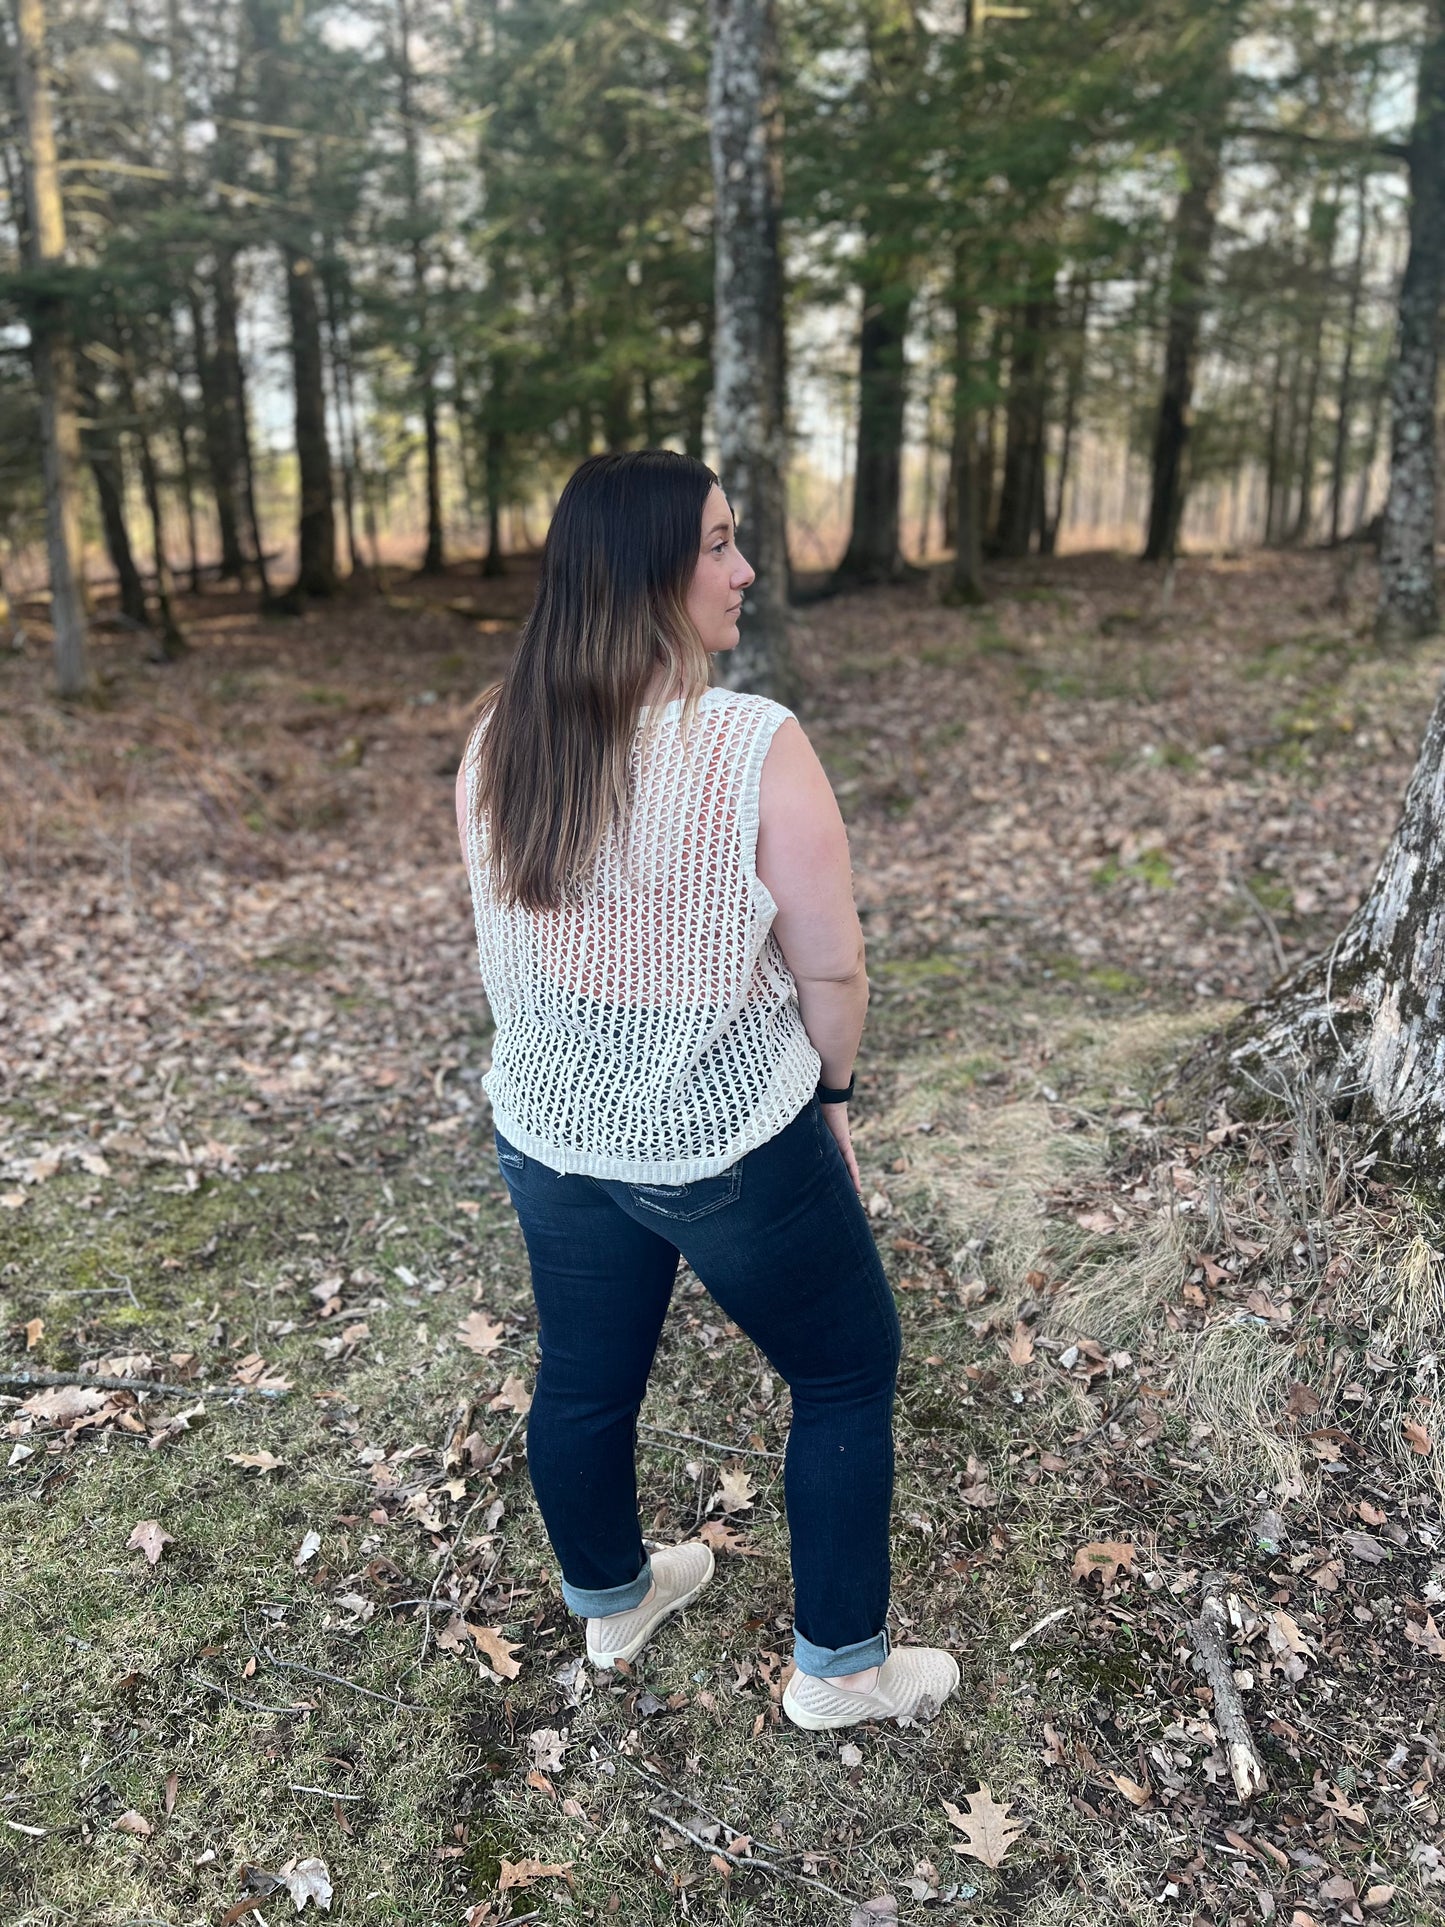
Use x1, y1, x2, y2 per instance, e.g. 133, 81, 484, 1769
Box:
485, 1053, 822, 1184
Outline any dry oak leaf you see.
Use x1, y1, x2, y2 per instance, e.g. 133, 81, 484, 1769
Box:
127, 1520, 174, 1566
294, 1529, 322, 1570
943, 1784, 1026, 1868
21, 1385, 110, 1423
1070, 1540, 1134, 1587
1406, 1613, 1445, 1659
113, 1809, 152, 1836
1404, 1419, 1433, 1456
714, 1465, 757, 1514
440, 1619, 525, 1678
498, 1858, 573, 1892
24, 1317, 43, 1350
457, 1311, 504, 1356
697, 1517, 763, 1557
227, 1451, 285, 1475
1003, 1322, 1036, 1367
488, 1373, 533, 1417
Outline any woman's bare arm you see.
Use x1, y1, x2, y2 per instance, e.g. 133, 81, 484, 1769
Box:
755, 718, 868, 1101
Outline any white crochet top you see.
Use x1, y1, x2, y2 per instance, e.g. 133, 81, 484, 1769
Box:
460, 687, 822, 1181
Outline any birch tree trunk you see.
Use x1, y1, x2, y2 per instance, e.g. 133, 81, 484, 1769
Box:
11, 0, 88, 696
708, 0, 796, 700
1375, 0, 1444, 642
1224, 673, 1445, 1182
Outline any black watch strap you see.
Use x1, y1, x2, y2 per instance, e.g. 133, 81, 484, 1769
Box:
817, 1074, 855, 1105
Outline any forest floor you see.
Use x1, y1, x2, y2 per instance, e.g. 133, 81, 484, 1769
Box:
3, 546, 1445, 1927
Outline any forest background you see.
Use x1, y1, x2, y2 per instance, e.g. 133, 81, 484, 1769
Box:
3, 1, 1445, 1925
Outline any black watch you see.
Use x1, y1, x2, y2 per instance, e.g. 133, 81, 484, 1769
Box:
817, 1074, 855, 1105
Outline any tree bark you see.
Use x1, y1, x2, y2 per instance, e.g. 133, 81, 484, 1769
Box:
11, 0, 88, 696
944, 247, 984, 605
995, 293, 1048, 559
397, 0, 443, 574
1142, 59, 1227, 564
247, 0, 336, 602
1221, 667, 1445, 1184
832, 257, 916, 586
214, 249, 270, 599
709, 0, 796, 699
1376, 0, 1445, 642
81, 387, 149, 629
115, 321, 185, 656
1329, 171, 1370, 546
187, 278, 246, 581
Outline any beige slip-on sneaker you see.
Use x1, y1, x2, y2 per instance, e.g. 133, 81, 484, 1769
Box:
782, 1646, 960, 1731
585, 1541, 716, 1669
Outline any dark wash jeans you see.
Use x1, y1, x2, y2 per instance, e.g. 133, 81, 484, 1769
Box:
493, 1096, 902, 1679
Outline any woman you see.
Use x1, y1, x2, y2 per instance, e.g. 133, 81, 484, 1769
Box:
455, 448, 958, 1731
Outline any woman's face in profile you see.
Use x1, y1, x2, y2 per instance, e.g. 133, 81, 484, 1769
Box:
685, 482, 756, 656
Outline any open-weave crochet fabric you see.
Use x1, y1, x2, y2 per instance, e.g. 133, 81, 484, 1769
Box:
461, 687, 821, 1181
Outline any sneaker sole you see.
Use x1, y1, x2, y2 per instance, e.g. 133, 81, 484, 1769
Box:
782, 1653, 960, 1731
586, 1552, 715, 1668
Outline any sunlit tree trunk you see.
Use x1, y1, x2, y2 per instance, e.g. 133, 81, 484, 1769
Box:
1376, 0, 1444, 641
11, 0, 88, 696
709, 0, 795, 697
1329, 171, 1370, 546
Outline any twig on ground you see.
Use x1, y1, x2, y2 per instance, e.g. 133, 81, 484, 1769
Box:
288, 1784, 363, 1800
1008, 1604, 1074, 1652
639, 1422, 784, 1462
647, 1808, 852, 1904
0, 1369, 286, 1400
1190, 1573, 1266, 1801
261, 1649, 416, 1712
187, 1674, 304, 1717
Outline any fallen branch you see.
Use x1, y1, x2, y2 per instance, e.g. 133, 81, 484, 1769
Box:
647, 1808, 852, 1905
638, 1422, 784, 1462
261, 1649, 416, 1712
1008, 1604, 1073, 1653
1190, 1573, 1267, 1801
0, 1369, 287, 1400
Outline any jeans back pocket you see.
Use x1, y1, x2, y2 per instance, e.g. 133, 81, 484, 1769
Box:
495, 1135, 525, 1179
625, 1163, 741, 1222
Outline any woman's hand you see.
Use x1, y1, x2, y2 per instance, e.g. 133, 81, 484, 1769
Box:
820, 1102, 862, 1194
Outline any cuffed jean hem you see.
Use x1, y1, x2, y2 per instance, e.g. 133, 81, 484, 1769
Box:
793, 1624, 891, 1680
560, 1555, 654, 1618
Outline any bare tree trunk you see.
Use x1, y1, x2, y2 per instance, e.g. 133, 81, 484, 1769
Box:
996, 293, 1047, 558
319, 257, 362, 580
397, 0, 443, 574
214, 250, 270, 599
187, 278, 246, 581
115, 323, 185, 656
11, 0, 88, 695
945, 245, 985, 605
1329, 172, 1370, 546
247, 0, 336, 602
81, 384, 148, 628
1143, 42, 1227, 564
169, 353, 204, 595
1223, 669, 1445, 1183
709, 0, 796, 697
1376, 0, 1444, 641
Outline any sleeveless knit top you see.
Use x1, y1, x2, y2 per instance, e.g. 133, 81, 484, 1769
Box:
460, 687, 822, 1182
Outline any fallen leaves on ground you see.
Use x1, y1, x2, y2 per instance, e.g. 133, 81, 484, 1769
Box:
497, 1858, 573, 1891
457, 1311, 504, 1356
712, 1464, 757, 1514
943, 1784, 1026, 1867
1070, 1540, 1134, 1587
283, 1857, 333, 1912
126, 1520, 173, 1566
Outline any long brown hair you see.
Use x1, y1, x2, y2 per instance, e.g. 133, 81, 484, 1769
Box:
466, 449, 718, 912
